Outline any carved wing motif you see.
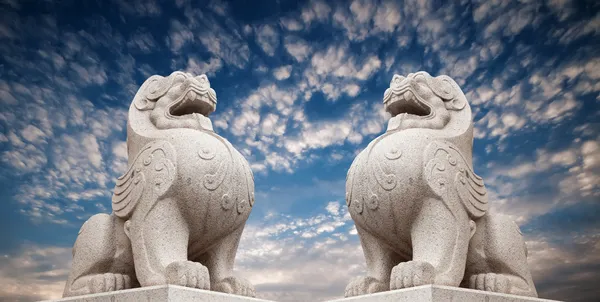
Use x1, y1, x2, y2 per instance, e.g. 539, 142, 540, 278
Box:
112, 141, 176, 219
423, 141, 488, 219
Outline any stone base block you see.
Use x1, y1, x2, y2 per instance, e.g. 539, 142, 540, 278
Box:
42, 285, 273, 302
327, 285, 561, 302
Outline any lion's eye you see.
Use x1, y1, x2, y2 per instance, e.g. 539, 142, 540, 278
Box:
414, 75, 427, 84
172, 74, 186, 85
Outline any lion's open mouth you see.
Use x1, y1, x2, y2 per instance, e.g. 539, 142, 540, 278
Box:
169, 90, 214, 117
385, 90, 431, 117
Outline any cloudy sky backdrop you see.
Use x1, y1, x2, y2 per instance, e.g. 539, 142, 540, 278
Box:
0, 0, 599, 301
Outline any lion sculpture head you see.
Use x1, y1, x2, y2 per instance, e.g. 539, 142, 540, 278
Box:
383, 71, 471, 134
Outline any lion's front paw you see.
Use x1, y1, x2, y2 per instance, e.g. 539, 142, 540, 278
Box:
165, 260, 210, 290
345, 276, 388, 297
468, 273, 509, 294
88, 273, 133, 293
390, 260, 435, 290
213, 276, 256, 297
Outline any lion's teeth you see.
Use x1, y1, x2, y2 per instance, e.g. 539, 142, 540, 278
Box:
403, 91, 413, 102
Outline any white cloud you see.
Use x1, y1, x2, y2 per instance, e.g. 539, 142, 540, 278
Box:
197, 23, 250, 69
526, 234, 600, 302
69, 62, 107, 86
256, 24, 280, 56
2, 143, 48, 174
111, 140, 128, 175
325, 201, 340, 216
582, 141, 600, 170
300, 43, 382, 101
280, 17, 303, 31
551, 13, 600, 45
0, 83, 18, 104
310, 44, 381, 81
0, 244, 71, 301
283, 36, 312, 62
261, 113, 286, 136
284, 120, 352, 155
235, 201, 362, 301
301, 0, 331, 26
20, 125, 47, 144
208, 0, 229, 16
127, 29, 157, 53
166, 20, 194, 53
273, 65, 292, 80
373, 0, 401, 33
185, 56, 223, 76
113, 0, 161, 16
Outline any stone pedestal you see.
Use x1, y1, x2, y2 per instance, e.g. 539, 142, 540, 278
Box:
42, 285, 273, 302
327, 285, 561, 302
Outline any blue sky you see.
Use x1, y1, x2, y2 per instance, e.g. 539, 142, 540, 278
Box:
0, 0, 599, 301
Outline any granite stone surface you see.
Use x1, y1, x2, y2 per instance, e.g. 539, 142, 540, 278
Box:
45, 285, 273, 302
331, 285, 560, 302
63, 72, 256, 298
344, 72, 538, 298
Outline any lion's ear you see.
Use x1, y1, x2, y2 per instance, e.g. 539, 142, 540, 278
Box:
444, 96, 467, 111
427, 75, 466, 111
134, 97, 157, 111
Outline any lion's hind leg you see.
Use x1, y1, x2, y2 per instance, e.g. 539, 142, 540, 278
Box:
192, 226, 256, 297
345, 225, 404, 297
463, 214, 538, 297
63, 213, 136, 297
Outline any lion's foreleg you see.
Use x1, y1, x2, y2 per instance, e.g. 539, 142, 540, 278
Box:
391, 197, 471, 290
193, 225, 256, 297
128, 197, 210, 290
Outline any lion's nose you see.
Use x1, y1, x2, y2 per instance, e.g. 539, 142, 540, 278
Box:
192, 75, 210, 88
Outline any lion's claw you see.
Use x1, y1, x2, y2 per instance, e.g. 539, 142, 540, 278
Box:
213, 276, 256, 297
345, 276, 388, 297
468, 273, 510, 293
390, 260, 435, 290
88, 273, 133, 293
165, 260, 210, 290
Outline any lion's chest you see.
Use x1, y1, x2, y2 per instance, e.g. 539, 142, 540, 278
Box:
163, 131, 254, 237
346, 131, 435, 248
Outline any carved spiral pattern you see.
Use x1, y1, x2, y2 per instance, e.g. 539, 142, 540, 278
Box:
147, 78, 160, 94
384, 147, 403, 160
373, 161, 397, 191
147, 148, 174, 192
237, 199, 247, 214
112, 141, 176, 219
198, 147, 216, 160
133, 168, 142, 184
204, 159, 229, 191
353, 199, 363, 214
143, 154, 153, 166
447, 154, 457, 166
366, 194, 379, 210
221, 193, 234, 210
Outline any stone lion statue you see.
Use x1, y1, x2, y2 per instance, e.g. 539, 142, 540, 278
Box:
63, 72, 256, 297
344, 72, 538, 297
